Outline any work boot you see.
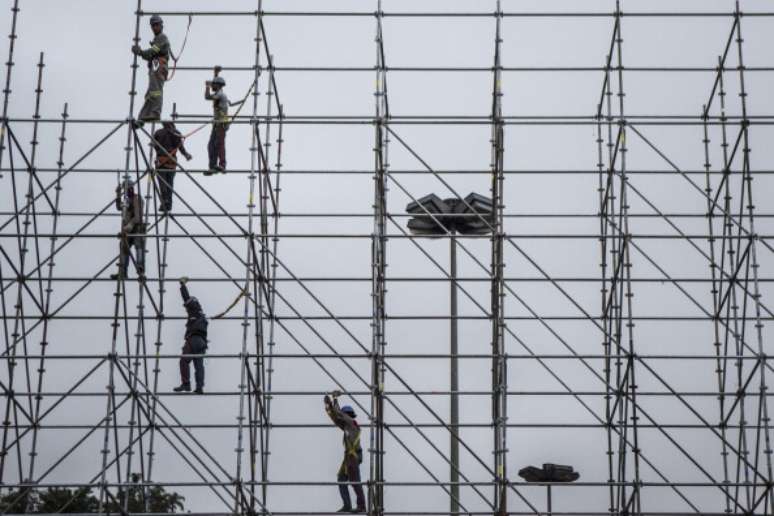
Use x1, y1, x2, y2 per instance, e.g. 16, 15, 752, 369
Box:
214, 164, 225, 173
194, 386, 204, 394
335, 507, 351, 513
110, 271, 125, 280
173, 383, 191, 392
351, 507, 365, 513
204, 169, 216, 176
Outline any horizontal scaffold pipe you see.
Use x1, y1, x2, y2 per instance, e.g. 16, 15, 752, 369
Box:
141, 10, 774, 18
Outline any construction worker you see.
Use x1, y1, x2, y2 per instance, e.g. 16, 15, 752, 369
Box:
324, 391, 365, 513
204, 68, 246, 175
111, 183, 145, 280
153, 122, 191, 212
132, 14, 170, 123
174, 277, 208, 394
204, 72, 229, 175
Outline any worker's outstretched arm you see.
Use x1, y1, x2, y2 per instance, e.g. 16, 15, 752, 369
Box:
324, 392, 354, 430
179, 278, 191, 303
115, 186, 122, 212
204, 83, 214, 101
178, 139, 190, 158
136, 34, 170, 61
324, 395, 345, 428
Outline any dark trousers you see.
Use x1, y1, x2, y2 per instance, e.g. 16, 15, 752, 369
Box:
337, 457, 365, 510
207, 124, 227, 169
120, 234, 145, 275
179, 336, 206, 388
156, 166, 176, 211
138, 71, 164, 121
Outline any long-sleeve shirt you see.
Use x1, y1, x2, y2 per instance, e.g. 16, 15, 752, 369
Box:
153, 127, 188, 167
180, 283, 208, 340
115, 190, 143, 233
205, 89, 230, 123
324, 397, 362, 461
139, 33, 170, 69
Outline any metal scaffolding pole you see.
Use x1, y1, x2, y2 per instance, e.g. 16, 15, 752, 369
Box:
3, 3, 774, 516
490, 2, 507, 515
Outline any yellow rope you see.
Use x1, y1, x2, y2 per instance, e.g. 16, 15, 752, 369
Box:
212, 288, 249, 319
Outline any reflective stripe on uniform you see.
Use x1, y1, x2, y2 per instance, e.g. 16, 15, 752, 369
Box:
345, 427, 361, 460
151, 44, 161, 52
146, 90, 162, 98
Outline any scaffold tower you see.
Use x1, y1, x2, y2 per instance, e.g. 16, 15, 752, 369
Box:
2, 1, 774, 515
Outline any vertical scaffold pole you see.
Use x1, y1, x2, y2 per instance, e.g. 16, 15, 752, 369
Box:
27, 101, 68, 485
0, 0, 20, 181
491, 2, 507, 515
235, 2, 264, 512
733, 2, 774, 511
370, 2, 388, 515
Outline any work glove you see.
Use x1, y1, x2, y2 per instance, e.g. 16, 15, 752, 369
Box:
179, 276, 189, 285
131, 45, 141, 55
331, 389, 342, 399
184, 152, 192, 161
213, 65, 223, 75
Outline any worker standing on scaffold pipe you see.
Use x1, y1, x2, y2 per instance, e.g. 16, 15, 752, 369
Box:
204, 65, 249, 175
153, 121, 192, 212
110, 182, 145, 281
174, 277, 208, 394
132, 14, 170, 124
324, 390, 366, 513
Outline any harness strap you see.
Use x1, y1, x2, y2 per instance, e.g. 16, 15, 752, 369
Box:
167, 14, 193, 82
345, 426, 362, 459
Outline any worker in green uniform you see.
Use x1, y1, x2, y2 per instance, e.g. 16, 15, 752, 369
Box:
324, 390, 365, 513
204, 71, 229, 175
132, 14, 170, 123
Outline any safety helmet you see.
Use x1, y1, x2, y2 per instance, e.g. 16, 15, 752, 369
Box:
149, 15, 163, 26
212, 76, 226, 87
341, 405, 356, 418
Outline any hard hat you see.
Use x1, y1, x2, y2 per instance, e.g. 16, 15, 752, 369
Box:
212, 76, 226, 87
149, 14, 163, 26
341, 405, 356, 418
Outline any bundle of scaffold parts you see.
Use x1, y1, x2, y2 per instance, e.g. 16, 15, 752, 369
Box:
518, 463, 581, 483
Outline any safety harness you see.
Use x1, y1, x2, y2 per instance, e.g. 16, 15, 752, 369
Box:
182, 77, 257, 139
344, 423, 363, 463
166, 14, 193, 82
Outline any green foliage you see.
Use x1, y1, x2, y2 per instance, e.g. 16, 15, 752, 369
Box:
0, 488, 36, 513
0, 475, 184, 513
104, 473, 186, 514
38, 487, 100, 513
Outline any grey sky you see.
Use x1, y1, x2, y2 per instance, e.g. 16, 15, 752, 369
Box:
2, 0, 774, 514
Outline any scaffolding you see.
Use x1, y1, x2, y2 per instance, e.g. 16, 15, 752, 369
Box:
2, 0, 774, 515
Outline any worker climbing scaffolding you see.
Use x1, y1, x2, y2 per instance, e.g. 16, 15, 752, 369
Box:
203, 66, 251, 175
153, 121, 191, 212
111, 182, 145, 280
174, 277, 208, 394
324, 391, 366, 513
132, 14, 170, 124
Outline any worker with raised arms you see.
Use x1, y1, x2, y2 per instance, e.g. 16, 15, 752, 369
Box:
324, 390, 366, 513
132, 14, 170, 124
174, 277, 208, 394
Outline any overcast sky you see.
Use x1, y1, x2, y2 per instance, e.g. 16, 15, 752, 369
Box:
2, 0, 774, 514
